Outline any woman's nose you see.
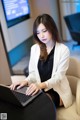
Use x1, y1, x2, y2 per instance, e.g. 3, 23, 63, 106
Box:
40, 32, 44, 38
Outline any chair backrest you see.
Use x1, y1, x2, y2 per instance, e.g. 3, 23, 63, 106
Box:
64, 13, 80, 31
64, 13, 80, 44
66, 57, 80, 77
66, 57, 80, 95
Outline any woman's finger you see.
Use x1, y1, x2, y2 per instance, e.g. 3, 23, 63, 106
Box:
31, 89, 39, 96
26, 87, 34, 95
26, 84, 37, 95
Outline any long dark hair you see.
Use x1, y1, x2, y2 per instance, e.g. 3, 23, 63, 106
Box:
33, 14, 61, 60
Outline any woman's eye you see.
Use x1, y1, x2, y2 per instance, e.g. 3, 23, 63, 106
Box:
43, 29, 47, 32
36, 31, 40, 34
37, 32, 39, 35
36, 29, 47, 34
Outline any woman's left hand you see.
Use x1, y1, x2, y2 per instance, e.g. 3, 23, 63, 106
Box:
26, 83, 40, 96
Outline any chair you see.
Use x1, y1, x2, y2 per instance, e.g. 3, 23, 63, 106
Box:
57, 57, 80, 120
64, 13, 80, 45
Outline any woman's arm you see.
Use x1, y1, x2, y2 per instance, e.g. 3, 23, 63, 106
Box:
25, 45, 37, 84
44, 46, 70, 90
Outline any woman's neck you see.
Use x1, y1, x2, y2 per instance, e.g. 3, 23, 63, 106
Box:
46, 40, 54, 54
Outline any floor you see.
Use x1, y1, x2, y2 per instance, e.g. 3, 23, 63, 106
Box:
64, 40, 80, 61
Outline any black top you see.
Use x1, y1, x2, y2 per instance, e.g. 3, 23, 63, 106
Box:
38, 46, 55, 82
38, 46, 60, 107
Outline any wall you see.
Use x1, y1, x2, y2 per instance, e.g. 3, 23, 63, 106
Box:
0, 0, 34, 52
31, 0, 60, 32
8, 36, 33, 66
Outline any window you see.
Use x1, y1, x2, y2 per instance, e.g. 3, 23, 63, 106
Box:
75, 2, 80, 12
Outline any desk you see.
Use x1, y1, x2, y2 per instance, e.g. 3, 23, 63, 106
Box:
0, 92, 56, 120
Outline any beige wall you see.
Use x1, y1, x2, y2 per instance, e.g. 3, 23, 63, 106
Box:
30, 0, 60, 32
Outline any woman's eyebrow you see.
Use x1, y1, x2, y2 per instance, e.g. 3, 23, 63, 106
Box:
42, 28, 47, 30
37, 28, 47, 32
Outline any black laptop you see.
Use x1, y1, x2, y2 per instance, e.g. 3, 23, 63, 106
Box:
0, 23, 42, 107
0, 84, 42, 107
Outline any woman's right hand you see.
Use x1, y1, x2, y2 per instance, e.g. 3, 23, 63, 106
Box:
10, 80, 28, 90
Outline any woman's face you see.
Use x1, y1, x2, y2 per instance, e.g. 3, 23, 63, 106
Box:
36, 23, 52, 44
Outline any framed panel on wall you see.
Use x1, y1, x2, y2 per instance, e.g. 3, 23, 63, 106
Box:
1, 0, 31, 28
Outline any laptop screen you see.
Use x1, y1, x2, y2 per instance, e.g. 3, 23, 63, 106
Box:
0, 23, 12, 85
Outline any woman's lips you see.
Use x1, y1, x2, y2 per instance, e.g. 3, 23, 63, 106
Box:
42, 39, 47, 42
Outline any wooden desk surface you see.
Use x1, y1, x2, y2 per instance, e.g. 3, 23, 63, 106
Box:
0, 92, 56, 120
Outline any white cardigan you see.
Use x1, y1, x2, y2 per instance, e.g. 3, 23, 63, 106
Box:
26, 42, 73, 108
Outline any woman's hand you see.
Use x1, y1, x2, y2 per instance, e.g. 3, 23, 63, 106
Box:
10, 80, 28, 90
26, 83, 40, 96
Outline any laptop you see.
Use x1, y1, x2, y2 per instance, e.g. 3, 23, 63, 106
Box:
0, 84, 42, 107
0, 23, 42, 107
0, 23, 12, 85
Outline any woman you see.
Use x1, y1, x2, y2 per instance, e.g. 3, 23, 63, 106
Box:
10, 14, 72, 108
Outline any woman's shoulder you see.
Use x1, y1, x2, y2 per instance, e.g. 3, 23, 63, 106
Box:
31, 44, 40, 52
55, 42, 70, 56
56, 42, 69, 51
31, 43, 39, 49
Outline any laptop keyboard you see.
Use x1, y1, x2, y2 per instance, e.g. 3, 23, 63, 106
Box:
13, 91, 31, 103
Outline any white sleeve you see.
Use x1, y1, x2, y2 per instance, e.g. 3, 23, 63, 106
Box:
25, 46, 37, 84
44, 46, 70, 89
